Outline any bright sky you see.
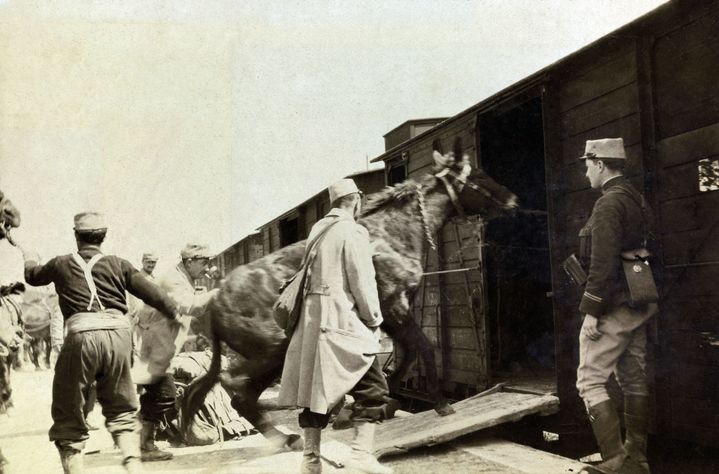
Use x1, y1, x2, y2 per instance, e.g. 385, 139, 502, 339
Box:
0, 0, 668, 283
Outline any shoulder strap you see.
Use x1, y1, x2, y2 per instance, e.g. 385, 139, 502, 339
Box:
72, 253, 106, 311
300, 218, 341, 267
605, 185, 651, 247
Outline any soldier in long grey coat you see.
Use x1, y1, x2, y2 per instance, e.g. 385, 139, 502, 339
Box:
278, 178, 392, 474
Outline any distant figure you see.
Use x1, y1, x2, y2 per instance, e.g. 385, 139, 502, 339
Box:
575, 139, 657, 474
133, 244, 218, 462
278, 179, 392, 474
16, 211, 180, 473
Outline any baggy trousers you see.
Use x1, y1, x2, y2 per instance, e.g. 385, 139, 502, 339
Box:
576, 303, 658, 408
299, 357, 389, 429
49, 327, 139, 457
139, 374, 177, 424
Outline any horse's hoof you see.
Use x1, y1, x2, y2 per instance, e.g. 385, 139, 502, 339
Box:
285, 433, 303, 451
435, 401, 455, 416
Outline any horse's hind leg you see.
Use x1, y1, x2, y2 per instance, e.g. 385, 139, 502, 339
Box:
226, 360, 303, 451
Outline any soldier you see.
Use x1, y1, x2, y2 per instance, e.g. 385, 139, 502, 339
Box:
16, 212, 180, 473
133, 243, 218, 461
576, 139, 658, 474
278, 179, 392, 474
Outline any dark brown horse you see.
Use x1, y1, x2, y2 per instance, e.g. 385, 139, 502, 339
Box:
182, 147, 519, 449
0, 189, 21, 242
0, 189, 20, 414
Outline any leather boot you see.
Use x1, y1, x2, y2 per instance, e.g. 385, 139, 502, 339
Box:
58, 447, 84, 474
140, 420, 173, 462
624, 395, 650, 473
582, 401, 646, 474
344, 421, 392, 474
301, 427, 322, 474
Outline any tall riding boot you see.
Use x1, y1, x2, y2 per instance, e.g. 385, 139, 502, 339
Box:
301, 427, 322, 474
140, 420, 173, 462
344, 421, 392, 474
57, 447, 84, 474
624, 395, 650, 474
586, 400, 627, 474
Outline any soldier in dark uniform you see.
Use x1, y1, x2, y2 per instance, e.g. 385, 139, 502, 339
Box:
16, 212, 181, 473
576, 139, 658, 474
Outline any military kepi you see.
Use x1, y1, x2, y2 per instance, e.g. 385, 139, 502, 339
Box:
579, 138, 627, 160
180, 243, 212, 259
328, 178, 359, 203
74, 211, 106, 231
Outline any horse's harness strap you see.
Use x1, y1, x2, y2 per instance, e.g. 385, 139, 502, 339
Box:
71, 253, 106, 311
435, 170, 468, 221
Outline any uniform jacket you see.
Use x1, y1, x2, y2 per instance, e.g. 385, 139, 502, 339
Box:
579, 176, 654, 316
24, 246, 177, 319
133, 263, 215, 383
278, 207, 383, 414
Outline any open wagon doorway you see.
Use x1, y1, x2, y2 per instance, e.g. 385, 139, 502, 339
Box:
478, 95, 556, 395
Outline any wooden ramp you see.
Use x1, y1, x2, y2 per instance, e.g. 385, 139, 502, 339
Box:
329, 384, 559, 459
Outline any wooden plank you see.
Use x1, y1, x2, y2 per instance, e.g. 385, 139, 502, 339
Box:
654, 10, 719, 139
372, 390, 558, 458
560, 84, 638, 138
454, 438, 588, 474
657, 157, 719, 202
660, 193, 719, 234
666, 329, 719, 366
661, 224, 719, 265
662, 264, 719, 298
662, 298, 719, 333
667, 361, 719, 400
559, 46, 636, 113
656, 122, 719, 169
313, 388, 562, 462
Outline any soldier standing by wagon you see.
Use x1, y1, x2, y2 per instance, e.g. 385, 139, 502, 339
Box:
575, 139, 658, 474
15, 212, 180, 473
278, 178, 392, 474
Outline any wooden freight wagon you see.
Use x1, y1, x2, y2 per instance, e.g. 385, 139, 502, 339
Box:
213, 168, 385, 275
255, 168, 385, 256
371, 0, 719, 448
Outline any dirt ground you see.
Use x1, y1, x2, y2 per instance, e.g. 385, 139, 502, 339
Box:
0, 368, 525, 474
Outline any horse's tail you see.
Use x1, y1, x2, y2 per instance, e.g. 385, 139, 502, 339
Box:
181, 314, 222, 437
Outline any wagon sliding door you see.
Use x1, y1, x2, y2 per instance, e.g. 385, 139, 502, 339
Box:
477, 94, 556, 394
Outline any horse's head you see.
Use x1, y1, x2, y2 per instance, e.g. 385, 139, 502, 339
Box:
433, 148, 519, 220
0, 191, 21, 241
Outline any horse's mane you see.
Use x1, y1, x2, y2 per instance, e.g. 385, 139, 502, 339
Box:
361, 174, 438, 217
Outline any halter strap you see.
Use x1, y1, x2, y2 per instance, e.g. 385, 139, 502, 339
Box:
435, 169, 468, 221
72, 253, 106, 311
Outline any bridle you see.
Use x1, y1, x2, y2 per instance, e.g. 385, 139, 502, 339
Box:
415, 162, 500, 252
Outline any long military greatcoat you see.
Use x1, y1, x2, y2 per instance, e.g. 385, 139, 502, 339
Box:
278, 207, 383, 414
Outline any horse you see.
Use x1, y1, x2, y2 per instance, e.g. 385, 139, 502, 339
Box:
0, 189, 20, 413
0, 189, 21, 242
21, 298, 54, 370
182, 146, 519, 450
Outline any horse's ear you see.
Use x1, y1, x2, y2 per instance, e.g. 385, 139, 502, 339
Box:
433, 150, 453, 171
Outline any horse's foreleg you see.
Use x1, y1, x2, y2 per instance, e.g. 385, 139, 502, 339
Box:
407, 320, 455, 416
